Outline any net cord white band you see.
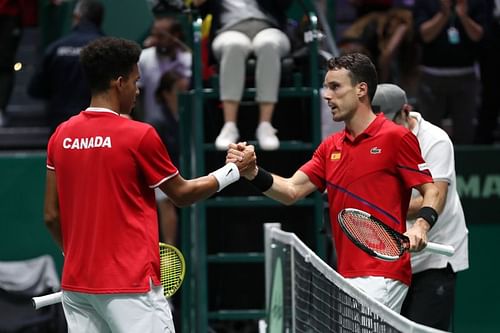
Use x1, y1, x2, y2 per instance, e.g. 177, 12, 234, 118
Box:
264, 224, 448, 333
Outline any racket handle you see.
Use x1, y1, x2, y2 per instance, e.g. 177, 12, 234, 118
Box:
425, 242, 455, 257
32, 291, 62, 309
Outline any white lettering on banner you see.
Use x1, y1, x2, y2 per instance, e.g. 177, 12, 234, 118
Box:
62, 136, 112, 150
56, 46, 82, 56
483, 176, 500, 198
457, 175, 500, 199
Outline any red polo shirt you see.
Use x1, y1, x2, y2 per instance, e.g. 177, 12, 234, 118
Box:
300, 114, 432, 285
47, 108, 178, 293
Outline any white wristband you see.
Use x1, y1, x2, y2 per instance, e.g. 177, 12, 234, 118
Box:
210, 163, 240, 192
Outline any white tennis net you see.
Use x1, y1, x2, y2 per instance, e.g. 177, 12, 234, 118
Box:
263, 224, 448, 333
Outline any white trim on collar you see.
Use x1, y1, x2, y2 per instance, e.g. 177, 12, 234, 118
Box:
84, 107, 119, 115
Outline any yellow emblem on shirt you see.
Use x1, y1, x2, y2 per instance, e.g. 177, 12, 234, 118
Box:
330, 152, 341, 160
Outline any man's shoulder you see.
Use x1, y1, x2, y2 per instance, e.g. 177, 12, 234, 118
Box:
127, 118, 154, 130
419, 119, 453, 149
139, 47, 156, 61
120, 119, 160, 141
421, 119, 450, 138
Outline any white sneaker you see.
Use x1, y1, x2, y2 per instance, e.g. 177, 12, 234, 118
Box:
215, 122, 239, 150
256, 122, 279, 150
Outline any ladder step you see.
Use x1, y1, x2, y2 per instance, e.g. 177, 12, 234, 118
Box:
208, 309, 266, 320
207, 252, 264, 263
203, 140, 314, 152
205, 196, 315, 207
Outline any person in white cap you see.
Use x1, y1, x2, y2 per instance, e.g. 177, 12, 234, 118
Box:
372, 83, 469, 331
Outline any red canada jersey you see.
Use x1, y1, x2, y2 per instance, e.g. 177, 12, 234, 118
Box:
46, 108, 178, 293
300, 114, 432, 285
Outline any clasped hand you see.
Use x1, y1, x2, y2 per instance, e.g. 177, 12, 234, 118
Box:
225, 142, 258, 179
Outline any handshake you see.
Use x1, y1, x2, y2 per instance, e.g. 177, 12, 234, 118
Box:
212, 142, 275, 194
225, 142, 258, 180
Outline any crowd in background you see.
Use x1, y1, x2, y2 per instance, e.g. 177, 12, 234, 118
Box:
0, 0, 499, 145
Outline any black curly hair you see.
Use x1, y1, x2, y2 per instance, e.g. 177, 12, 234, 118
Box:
80, 37, 142, 94
327, 52, 378, 102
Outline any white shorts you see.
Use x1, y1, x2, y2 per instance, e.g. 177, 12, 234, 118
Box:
62, 281, 175, 333
346, 276, 408, 313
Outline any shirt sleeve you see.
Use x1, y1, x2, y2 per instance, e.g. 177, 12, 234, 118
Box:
396, 132, 433, 189
136, 127, 178, 187
424, 136, 454, 183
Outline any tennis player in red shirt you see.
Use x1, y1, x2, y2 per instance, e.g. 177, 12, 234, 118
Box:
44, 37, 255, 332
227, 53, 439, 313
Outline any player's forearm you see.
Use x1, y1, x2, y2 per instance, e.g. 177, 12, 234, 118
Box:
44, 170, 62, 248
166, 173, 226, 207
170, 177, 218, 207
164, 164, 239, 207
44, 213, 63, 249
419, 182, 440, 210
264, 175, 302, 206
415, 183, 440, 230
407, 196, 424, 219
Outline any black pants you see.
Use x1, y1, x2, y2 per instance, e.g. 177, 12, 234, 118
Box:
401, 265, 456, 331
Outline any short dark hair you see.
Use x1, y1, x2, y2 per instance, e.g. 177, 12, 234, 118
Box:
80, 37, 141, 94
327, 53, 378, 101
74, 0, 105, 27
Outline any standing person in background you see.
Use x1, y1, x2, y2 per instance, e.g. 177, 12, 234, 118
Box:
28, 0, 105, 134
227, 53, 440, 313
155, 71, 183, 246
44, 36, 254, 332
138, 15, 191, 127
138, 15, 191, 247
413, 0, 486, 144
193, 0, 293, 151
474, 0, 500, 144
372, 83, 469, 330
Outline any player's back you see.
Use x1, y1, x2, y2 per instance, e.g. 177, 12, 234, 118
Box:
47, 108, 165, 293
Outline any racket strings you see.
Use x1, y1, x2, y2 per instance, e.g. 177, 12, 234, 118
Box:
160, 246, 184, 297
343, 212, 402, 257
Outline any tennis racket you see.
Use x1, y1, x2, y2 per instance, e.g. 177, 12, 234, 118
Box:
337, 208, 455, 261
32, 242, 185, 310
